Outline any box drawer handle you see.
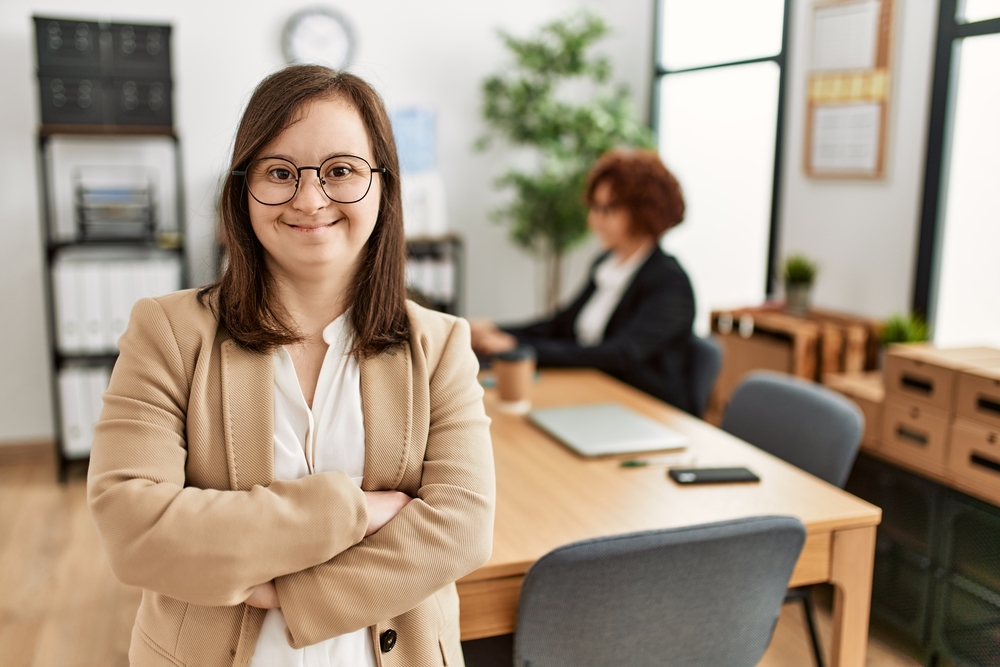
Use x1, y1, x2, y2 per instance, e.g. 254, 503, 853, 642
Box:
970, 454, 1000, 475
896, 426, 928, 446
977, 396, 1000, 416
901, 374, 933, 394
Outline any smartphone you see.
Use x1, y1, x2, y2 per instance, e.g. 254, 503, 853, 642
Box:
668, 467, 760, 484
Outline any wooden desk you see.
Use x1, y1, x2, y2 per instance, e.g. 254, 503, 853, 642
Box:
457, 369, 882, 667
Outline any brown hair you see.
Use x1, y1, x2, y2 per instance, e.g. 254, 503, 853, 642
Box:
584, 149, 685, 238
200, 66, 409, 356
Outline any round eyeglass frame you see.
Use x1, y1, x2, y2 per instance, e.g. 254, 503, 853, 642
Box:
232, 154, 387, 206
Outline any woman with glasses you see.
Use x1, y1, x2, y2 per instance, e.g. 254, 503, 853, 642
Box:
471, 149, 696, 414
88, 66, 494, 667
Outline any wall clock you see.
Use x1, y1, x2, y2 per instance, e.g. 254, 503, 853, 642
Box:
282, 7, 355, 70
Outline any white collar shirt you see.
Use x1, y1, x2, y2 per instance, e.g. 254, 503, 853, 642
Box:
574, 247, 653, 347
248, 311, 377, 667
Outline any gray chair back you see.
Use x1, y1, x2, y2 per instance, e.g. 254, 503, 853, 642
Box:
721, 371, 864, 487
514, 516, 807, 667
689, 334, 723, 417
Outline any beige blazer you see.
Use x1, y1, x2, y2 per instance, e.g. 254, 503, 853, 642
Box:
87, 290, 495, 667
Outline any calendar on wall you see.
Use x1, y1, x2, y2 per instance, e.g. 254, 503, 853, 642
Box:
804, 0, 897, 179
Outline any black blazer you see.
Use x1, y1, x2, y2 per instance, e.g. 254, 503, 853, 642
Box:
502, 247, 696, 414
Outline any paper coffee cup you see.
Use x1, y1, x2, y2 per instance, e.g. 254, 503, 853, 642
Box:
493, 346, 536, 413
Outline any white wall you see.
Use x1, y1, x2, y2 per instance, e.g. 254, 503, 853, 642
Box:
0, 1, 653, 442
778, 0, 939, 319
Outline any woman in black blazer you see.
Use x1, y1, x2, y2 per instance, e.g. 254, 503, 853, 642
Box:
471, 149, 696, 414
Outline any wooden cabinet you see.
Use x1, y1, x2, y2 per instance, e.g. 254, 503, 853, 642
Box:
826, 345, 1000, 508
707, 305, 881, 422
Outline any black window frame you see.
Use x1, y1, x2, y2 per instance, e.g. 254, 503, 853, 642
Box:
913, 0, 1000, 317
650, 0, 793, 297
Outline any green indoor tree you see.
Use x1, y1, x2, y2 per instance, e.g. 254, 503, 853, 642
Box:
477, 12, 653, 312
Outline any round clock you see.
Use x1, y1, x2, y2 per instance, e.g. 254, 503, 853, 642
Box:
282, 7, 355, 70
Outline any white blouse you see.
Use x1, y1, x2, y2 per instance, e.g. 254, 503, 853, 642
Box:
574, 246, 653, 347
248, 312, 378, 667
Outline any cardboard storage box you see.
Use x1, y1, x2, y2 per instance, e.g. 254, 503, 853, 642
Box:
823, 371, 884, 449
948, 418, 1000, 505
955, 362, 1000, 431
881, 397, 951, 476
883, 346, 1000, 412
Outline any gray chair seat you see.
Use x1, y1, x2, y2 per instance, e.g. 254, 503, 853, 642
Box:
721, 371, 864, 488
514, 516, 807, 667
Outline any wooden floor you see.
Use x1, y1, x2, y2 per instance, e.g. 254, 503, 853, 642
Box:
0, 460, 922, 667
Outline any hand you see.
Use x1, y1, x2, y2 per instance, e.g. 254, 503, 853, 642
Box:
477, 330, 518, 356
363, 490, 413, 536
244, 581, 280, 609
468, 319, 499, 353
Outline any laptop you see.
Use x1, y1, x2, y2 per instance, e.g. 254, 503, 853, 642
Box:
527, 403, 689, 457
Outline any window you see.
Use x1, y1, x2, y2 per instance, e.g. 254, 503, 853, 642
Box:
653, 0, 791, 333
915, 0, 1000, 346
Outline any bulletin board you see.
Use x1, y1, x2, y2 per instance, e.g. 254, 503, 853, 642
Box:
804, 0, 896, 179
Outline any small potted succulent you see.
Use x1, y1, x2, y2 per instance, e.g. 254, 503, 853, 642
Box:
879, 312, 929, 366
783, 254, 818, 316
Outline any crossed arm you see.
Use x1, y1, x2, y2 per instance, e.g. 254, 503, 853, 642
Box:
242, 489, 412, 609
88, 299, 494, 630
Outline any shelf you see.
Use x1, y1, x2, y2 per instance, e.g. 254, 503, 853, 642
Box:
35, 14, 185, 483
405, 232, 462, 244
39, 124, 176, 138
56, 352, 119, 366
48, 237, 184, 255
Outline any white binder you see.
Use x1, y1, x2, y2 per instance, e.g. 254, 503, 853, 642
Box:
156, 257, 182, 296
79, 262, 106, 352
107, 261, 134, 349
138, 259, 160, 300
58, 368, 91, 458
88, 366, 110, 426
53, 261, 83, 353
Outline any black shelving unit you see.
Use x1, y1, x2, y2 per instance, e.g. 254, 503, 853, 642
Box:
931, 494, 1000, 666
33, 15, 186, 481
846, 452, 1000, 666
405, 233, 464, 316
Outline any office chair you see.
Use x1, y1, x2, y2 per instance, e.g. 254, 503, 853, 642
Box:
688, 334, 723, 417
722, 371, 865, 667
514, 516, 807, 667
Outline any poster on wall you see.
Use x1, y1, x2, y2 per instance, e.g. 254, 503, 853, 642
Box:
804, 0, 896, 179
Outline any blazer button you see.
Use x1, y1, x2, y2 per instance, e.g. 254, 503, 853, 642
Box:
380, 629, 397, 653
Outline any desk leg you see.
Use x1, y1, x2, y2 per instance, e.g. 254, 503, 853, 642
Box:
828, 526, 876, 667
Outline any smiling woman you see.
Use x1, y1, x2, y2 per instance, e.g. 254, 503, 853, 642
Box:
86, 66, 495, 667
211, 68, 409, 357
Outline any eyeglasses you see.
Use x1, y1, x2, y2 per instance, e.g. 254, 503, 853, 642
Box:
589, 202, 622, 216
232, 154, 386, 206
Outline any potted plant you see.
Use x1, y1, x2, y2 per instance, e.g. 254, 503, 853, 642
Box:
880, 313, 929, 347
879, 312, 930, 368
477, 12, 653, 312
783, 254, 818, 315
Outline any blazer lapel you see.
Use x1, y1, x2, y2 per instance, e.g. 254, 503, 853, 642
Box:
220, 339, 275, 491
359, 343, 412, 491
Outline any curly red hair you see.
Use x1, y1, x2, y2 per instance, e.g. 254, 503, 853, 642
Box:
584, 149, 685, 239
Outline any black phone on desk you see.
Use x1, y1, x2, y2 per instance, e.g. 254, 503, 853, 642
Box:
668, 467, 760, 484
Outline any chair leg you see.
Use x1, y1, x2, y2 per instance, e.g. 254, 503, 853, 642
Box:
800, 588, 825, 667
